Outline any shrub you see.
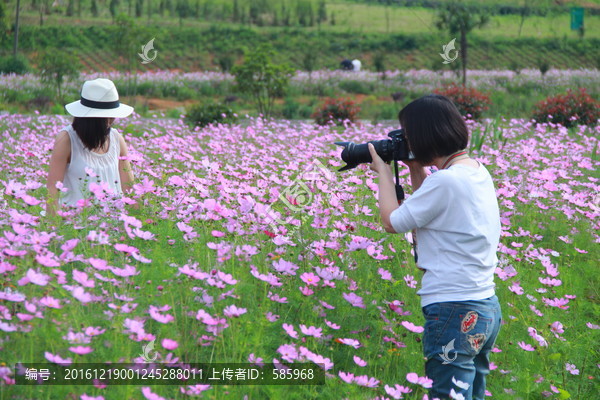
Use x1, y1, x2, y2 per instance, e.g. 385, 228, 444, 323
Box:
312, 97, 360, 126
433, 84, 491, 120
0, 55, 31, 75
339, 80, 372, 95
532, 88, 599, 127
184, 102, 237, 128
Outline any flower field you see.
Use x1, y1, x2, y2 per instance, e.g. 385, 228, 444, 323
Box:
0, 113, 598, 399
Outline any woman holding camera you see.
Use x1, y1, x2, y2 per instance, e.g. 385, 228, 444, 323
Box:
368, 94, 502, 400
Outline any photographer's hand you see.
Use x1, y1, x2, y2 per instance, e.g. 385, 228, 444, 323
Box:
368, 143, 391, 174
368, 143, 398, 233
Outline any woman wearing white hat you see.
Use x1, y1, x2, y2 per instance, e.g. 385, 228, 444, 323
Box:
46, 78, 136, 217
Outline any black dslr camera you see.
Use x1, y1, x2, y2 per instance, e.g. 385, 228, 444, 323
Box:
335, 129, 414, 172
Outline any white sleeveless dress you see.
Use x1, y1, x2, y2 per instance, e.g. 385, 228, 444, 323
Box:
59, 124, 123, 207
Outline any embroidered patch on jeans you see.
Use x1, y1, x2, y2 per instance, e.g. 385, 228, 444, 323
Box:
467, 333, 486, 352
461, 311, 478, 333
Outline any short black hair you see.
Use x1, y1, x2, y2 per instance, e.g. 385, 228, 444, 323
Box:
398, 94, 468, 165
72, 117, 111, 152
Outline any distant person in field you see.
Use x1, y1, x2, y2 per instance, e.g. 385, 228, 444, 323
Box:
340, 59, 354, 70
46, 78, 136, 217
368, 94, 502, 400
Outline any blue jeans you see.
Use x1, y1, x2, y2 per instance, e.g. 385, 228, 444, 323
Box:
422, 296, 502, 400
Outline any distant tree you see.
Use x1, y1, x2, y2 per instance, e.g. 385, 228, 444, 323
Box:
91, 0, 99, 17
0, 1, 6, 34
281, 3, 290, 26
135, 0, 144, 18
66, 0, 74, 16
193, 0, 199, 18
317, 0, 326, 24
249, 3, 258, 24
135, 0, 143, 17
330, 11, 335, 26
373, 51, 386, 79
517, 4, 531, 37
435, 2, 489, 86
232, 44, 294, 118
176, 0, 189, 25
232, 0, 239, 22
39, 50, 80, 101
109, 0, 120, 21
300, 49, 317, 81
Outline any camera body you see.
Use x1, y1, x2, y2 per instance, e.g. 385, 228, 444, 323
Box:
335, 128, 414, 171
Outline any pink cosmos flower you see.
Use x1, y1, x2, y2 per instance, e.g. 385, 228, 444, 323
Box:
223, 305, 247, 317
403, 275, 417, 288
299, 286, 314, 296
300, 272, 320, 286
69, 346, 94, 355
277, 344, 299, 363
353, 355, 367, 367
196, 309, 220, 325
35, 253, 60, 267
508, 281, 524, 295
45, 352, 72, 366
73, 270, 95, 288
265, 312, 279, 322
162, 339, 178, 350
401, 321, 424, 333
179, 384, 212, 396
335, 338, 361, 349
25, 269, 49, 286
248, 353, 265, 367
306, 353, 333, 370
40, 296, 62, 309
378, 268, 393, 281
518, 341, 535, 351
299, 324, 323, 338
88, 258, 110, 271
141, 387, 165, 400
528, 327, 548, 347
283, 323, 299, 339
406, 372, 432, 388
343, 292, 365, 308
339, 371, 354, 383
385, 383, 412, 399
272, 259, 299, 275
80, 395, 104, 400
325, 320, 341, 330
565, 363, 579, 375
354, 374, 379, 387
71, 287, 92, 303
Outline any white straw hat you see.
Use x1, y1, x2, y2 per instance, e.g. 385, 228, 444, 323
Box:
65, 78, 134, 118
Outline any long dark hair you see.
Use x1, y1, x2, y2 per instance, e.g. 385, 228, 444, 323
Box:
398, 94, 468, 165
71, 117, 111, 152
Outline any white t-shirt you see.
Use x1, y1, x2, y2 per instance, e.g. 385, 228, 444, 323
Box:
389, 163, 500, 307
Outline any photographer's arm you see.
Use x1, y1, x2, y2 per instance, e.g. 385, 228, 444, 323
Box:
368, 144, 400, 233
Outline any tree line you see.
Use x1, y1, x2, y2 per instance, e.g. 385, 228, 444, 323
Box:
1, 0, 331, 27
